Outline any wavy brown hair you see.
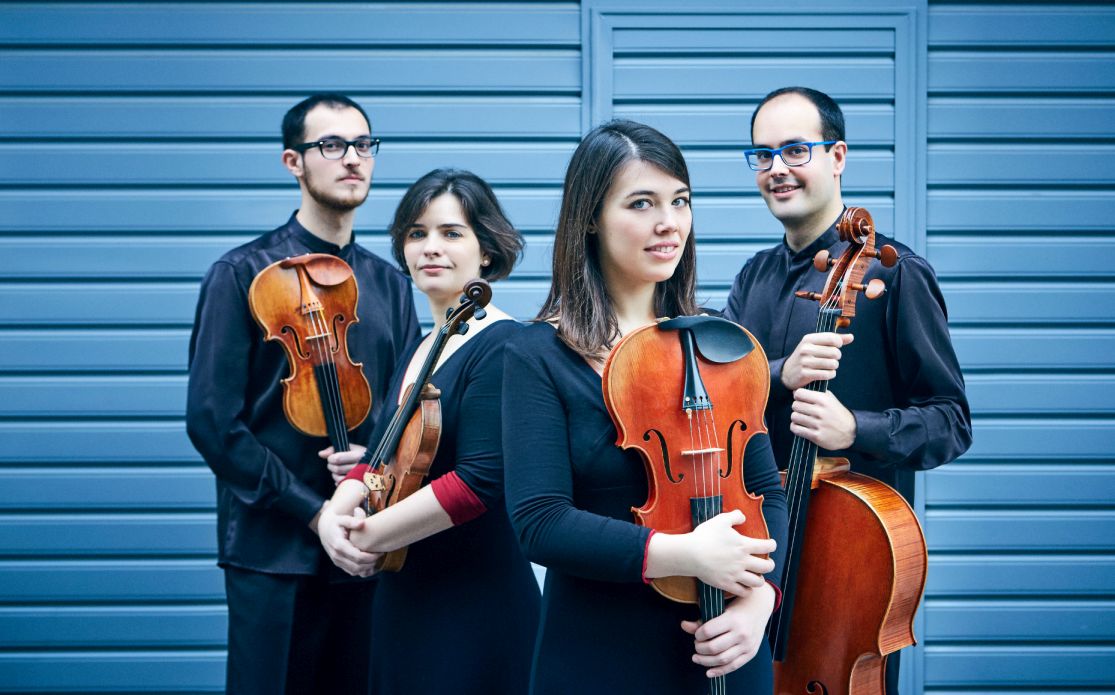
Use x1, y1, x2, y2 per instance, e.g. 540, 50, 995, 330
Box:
538, 120, 698, 358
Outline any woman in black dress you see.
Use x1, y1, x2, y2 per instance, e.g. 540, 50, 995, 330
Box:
502, 120, 789, 694
316, 169, 540, 694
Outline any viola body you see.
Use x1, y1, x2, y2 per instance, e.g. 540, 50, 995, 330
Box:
774, 459, 926, 695
603, 320, 771, 603
367, 383, 443, 572
248, 254, 371, 443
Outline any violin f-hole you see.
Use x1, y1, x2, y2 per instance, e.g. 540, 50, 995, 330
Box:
643, 428, 683, 483
723, 419, 748, 479
280, 325, 311, 360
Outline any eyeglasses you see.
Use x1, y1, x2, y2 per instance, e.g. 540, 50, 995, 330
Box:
292, 137, 380, 160
743, 141, 838, 171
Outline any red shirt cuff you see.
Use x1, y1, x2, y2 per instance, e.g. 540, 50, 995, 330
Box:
641, 529, 657, 584
343, 463, 371, 484
430, 471, 487, 526
767, 579, 783, 612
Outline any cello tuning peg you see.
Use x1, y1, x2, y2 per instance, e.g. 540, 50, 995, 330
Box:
795, 290, 823, 302
812, 250, 835, 273
473, 307, 487, 321
851, 279, 887, 300
867, 245, 898, 268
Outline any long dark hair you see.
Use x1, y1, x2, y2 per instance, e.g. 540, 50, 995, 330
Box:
389, 168, 523, 281
538, 119, 698, 358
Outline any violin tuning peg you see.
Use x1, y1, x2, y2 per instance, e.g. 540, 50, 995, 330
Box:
813, 250, 835, 273
473, 307, 487, 321
445, 307, 454, 319
458, 322, 470, 336
459, 293, 468, 304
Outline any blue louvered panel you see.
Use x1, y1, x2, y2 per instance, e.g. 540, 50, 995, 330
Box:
0, 189, 563, 233
0, 376, 186, 417
925, 600, 1115, 642
1, 142, 577, 186
0, 605, 226, 648
925, 5, 1115, 686
927, 464, 1115, 507
0, 329, 189, 372
0, 514, 216, 556
0, 2, 579, 45
0, 95, 581, 139
0, 560, 223, 602
0, 467, 214, 510
0, 652, 225, 693
0, 422, 197, 463
0, 49, 581, 93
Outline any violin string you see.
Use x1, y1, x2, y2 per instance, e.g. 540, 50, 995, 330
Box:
308, 308, 349, 452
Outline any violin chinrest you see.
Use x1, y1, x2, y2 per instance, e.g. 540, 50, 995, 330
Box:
658, 315, 755, 364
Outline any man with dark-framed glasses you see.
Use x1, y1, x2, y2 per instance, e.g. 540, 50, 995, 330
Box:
723, 87, 972, 695
187, 94, 419, 694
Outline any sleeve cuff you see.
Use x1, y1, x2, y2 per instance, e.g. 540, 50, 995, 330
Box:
343, 463, 371, 484
641, 529, 657, 584
769, 357, 791, 401
851, 409, 891, 459
430, 471, 488, 526
767, 579, 783, 612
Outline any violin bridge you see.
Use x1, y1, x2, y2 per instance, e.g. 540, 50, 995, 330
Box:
363, 472, 386, 492
681, 447, 725, 456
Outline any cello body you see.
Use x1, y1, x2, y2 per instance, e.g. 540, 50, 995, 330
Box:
774, 459, 927, 695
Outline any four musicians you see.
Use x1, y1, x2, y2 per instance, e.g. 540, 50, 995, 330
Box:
187, 89, 972, 694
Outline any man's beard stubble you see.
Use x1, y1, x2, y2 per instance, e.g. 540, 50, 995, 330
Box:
304, 166, 370, 212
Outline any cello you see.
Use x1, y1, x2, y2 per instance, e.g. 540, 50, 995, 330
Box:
603, 315, 774, 695
360, 278, 492, 571
248, 253, 371, 453
770, 207, 928, 695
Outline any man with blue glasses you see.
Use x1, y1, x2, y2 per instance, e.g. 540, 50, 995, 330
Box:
724, 87, 972, 695
187, 94, 419, 694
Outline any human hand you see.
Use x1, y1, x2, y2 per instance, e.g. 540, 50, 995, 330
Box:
681, 582, 776, 679
319, 444, 368, 485
790, 388, 857, 450
318, 503, 381, 578
781, 332, 854, 390
687, 511, 776, 597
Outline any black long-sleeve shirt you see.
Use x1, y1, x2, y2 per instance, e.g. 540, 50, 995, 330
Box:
186, 212, 419, 574
723, 219, 972, 501
502, 322, 787, 693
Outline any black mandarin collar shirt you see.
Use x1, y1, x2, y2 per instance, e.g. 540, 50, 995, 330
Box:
187, 212, 420, 574
724, 217, 972, 501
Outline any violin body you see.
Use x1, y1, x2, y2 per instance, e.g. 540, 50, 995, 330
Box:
774, 459, 926, 695
249, 254, 370, 446
603, 319, 771, 604
366, 383, 442, 572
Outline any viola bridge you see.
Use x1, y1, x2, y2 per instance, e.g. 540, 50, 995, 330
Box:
363, 472, 386, 492
680, 447, 725, 456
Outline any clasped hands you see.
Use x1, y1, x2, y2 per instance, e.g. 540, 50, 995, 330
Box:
316, 444, 383, 578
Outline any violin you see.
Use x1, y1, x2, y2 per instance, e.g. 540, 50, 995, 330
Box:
248, 253, 371, 452
770, 207, 928, 695
360, 278, 492, 572
603, 314, 772, 695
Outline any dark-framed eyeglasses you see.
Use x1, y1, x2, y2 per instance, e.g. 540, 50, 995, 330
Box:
292, 137, 380, 160
743, 141, 838, 171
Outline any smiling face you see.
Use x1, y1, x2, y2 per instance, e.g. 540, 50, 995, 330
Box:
402, 193, 486, 303
595, 160, 692, 296
751, 93, 846, 244
291, 104, 374, 212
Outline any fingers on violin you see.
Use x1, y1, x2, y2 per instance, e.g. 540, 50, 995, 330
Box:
680, 619, 701, 635
318, 446, 336, 458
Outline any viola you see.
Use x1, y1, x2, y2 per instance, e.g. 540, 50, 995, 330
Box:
770, 207, 928, 695
248, 253, 371, 452
361, 278, 492, 572
603, 315, 772, 695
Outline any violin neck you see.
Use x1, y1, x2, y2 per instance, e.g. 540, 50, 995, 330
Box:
690, 496, 728, 694
312, 359, 350, 452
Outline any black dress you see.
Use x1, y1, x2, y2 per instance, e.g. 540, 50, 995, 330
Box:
502, 322, 788, 695
367, 319, 540, 695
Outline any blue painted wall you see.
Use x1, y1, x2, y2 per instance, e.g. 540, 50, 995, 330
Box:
0, 1, 1111, 691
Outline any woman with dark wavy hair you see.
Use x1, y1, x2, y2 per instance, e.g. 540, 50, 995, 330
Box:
317, 168, 539, 694
503, 121, 788, 693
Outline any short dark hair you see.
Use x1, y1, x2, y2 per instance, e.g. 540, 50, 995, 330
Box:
389, 168, 523, 282
281, 94, 371, 150
751, 86, 845, 148
538, 119, 699, 358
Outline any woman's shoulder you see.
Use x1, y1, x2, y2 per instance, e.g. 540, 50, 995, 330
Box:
506, 320, 562, 353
